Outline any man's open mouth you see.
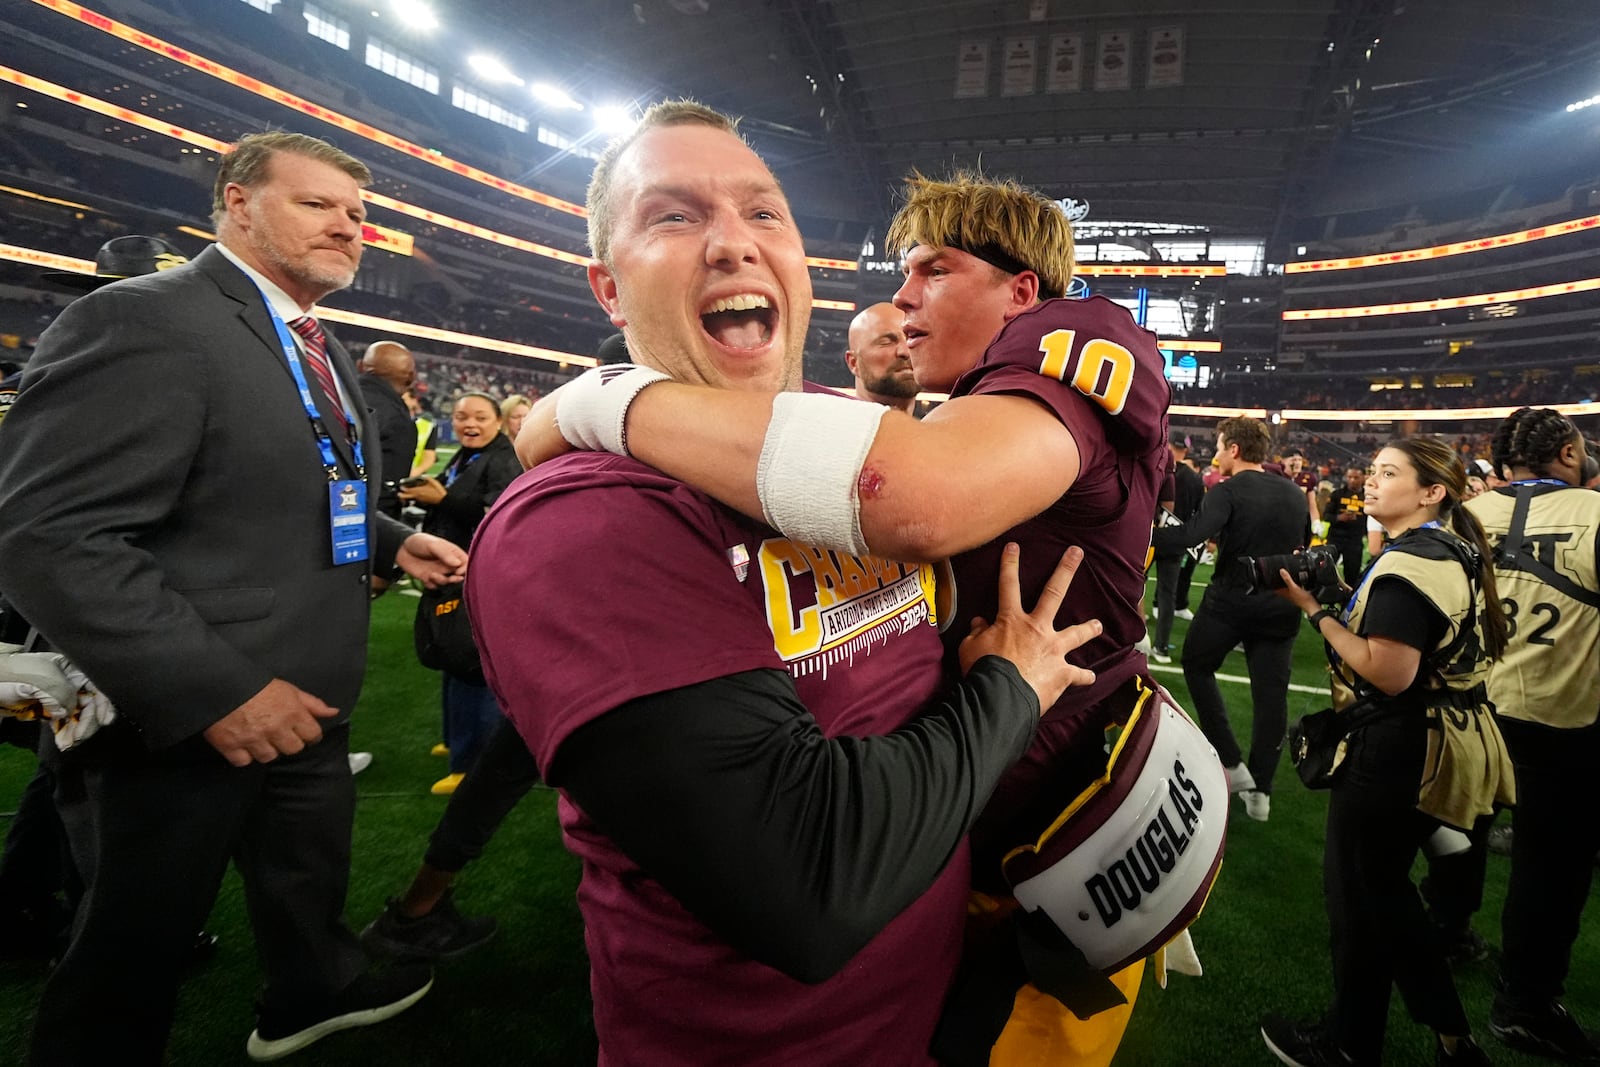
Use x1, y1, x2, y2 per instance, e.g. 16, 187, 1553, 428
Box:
701, 293, 775, 350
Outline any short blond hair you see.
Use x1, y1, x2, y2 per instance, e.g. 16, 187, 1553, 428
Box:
586, 100, 741, 265
212, 131, 371, 226
885, 171, 1075, 300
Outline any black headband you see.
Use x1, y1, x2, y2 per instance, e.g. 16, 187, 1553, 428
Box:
948, 240, 1063, 298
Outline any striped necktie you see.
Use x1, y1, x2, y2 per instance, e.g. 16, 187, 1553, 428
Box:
288, 315, 349, 436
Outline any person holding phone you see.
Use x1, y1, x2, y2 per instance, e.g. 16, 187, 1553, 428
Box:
399, 392, 520, 794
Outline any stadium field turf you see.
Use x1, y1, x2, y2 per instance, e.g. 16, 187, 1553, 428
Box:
1, 564, 1593, 1064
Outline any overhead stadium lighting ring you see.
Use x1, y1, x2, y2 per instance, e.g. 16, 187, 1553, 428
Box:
21, 3, 874, 275
27, 0, 584, 215
1283, 277, 1600, 320
8, 241, 1594, 418
0, 65, 856, 310
1287, 215, 1600, 274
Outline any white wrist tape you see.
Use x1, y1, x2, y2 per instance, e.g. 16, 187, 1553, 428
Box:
554, 363, 669, 456
755, 392, 887, 556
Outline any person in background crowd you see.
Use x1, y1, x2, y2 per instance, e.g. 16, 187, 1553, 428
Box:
407, 389, 438, 477
0, 131, 466, 1064
1284, 449, 1322, 536
499, 393, 533, 441
1465, 408, 1599, 1061
1325, 466, 1369, 587
1153, 416, 1310, 823
844, 301, 918, 413
472, 99, 1102, 1066
358, 340, 419, 522
1262, 436, 1509, 1067
1171, 442, 1207, 618
399, 391, 521, 796
1151, 431, 1205, 662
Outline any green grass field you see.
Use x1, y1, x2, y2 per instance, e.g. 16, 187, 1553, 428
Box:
1, 566, 1594, 1065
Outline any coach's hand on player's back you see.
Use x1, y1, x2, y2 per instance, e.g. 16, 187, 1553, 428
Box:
959, 543, 1100, 713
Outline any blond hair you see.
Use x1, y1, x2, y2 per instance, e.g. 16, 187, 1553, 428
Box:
885, 171, 1075, 300
212, 131, 371, 226
586, 100, 742, 265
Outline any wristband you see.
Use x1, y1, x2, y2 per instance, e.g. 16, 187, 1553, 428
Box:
755, 391, 886, 556
1307, 609, 1336, 632
553, 363, 670, 456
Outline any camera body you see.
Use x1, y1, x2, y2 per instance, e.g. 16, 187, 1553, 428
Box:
1239, 543, 1345, 604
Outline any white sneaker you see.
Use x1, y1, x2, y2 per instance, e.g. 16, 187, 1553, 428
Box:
348, 752, 373, 775
1239, 790, 1270, 822
1150, 650, 1173, 665
1225, 762, 1256, 793
1134, 636, 1154, 656
1174, 608, 1195, 621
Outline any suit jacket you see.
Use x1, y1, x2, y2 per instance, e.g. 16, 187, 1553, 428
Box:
0, 245, 408, 755
359, 372, 415, 519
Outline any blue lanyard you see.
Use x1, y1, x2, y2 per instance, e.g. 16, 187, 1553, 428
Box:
444, 450, 483, 487
256, 291, 365, 479
1509, 478, 1569, 487
1342, 519, 1441, 621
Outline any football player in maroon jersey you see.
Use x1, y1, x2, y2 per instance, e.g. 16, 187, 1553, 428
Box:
529, 170, 1210, 1064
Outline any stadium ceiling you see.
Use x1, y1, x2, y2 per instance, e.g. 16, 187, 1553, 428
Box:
460, 0, 1600, 254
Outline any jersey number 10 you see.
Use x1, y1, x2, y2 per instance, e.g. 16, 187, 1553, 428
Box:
1037, 329, 1136, 416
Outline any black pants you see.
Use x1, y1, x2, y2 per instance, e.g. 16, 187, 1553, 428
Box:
424, 716, 542, 872
1175, 549, 1199, 612
30, 725, 367, 1066
1498, 718, 1600, 1009
0, 722, 76, 916
1152, 554, 1181, 653
1324, 716, 1470, 1063
1180, 588, 1298, 794
1329, 533, 1365, 589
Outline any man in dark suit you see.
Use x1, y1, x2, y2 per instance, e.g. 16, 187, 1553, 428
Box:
0, 132, 467, 1064
358, 339, 419, 522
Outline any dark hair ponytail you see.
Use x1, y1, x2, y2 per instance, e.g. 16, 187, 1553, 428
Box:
1384, 436, 1508, 660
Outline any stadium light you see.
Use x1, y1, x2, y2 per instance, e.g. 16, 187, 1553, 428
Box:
532, 83, 583, 111
468, 55, 523, 85
391, 0, 438, 30
1567, 93, 1600, 113
592, 104, 637, 136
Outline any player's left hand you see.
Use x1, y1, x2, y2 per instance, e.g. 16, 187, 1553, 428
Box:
397, 532, 468, 587
515, 389, 570, 470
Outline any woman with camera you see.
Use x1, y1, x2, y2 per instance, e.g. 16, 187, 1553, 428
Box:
1259, 437, 1514, 1067
398, 391, 521, 795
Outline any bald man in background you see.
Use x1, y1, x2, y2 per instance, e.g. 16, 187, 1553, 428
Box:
359, 340, 419, 521
845, 301, 918, 413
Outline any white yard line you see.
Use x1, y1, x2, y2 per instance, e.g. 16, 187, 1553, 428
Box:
1145, 662, 1325, 695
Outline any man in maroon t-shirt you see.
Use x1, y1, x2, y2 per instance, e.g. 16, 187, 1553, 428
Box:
470, 102, 1099, 1067
528, 172, 1202, 1062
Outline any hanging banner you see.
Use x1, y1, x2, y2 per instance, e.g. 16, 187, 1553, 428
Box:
1147, 26, 1185, 88
1095, 29, 1132, 91
955, 39, 990, 98
1046, 33, 1083, 93
1001, 36, 1038, 96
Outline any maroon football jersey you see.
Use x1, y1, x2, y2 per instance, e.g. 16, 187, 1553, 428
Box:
467, 452, 959, 1066
945, 295, 1172, 879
